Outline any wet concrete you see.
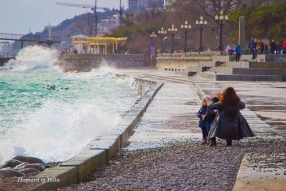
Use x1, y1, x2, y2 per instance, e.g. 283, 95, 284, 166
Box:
116, 68, 286, 149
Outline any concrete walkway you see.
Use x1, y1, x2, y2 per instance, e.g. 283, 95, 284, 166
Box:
118, 68, 286, 191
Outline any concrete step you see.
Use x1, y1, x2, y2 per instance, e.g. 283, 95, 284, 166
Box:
212, 68, 286, 75
196, 72, 217, 80
240, 54, 266, 61
248, 62, 286, 68
216, 74, 286, 81
241, 54, 286, 62
186, 66, 209, 72
174, 71, 196, 76
199, 61, 216, 67
197, 72, 286, 81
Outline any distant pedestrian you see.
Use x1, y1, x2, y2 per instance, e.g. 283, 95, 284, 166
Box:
252, 48, 258, 61
270, 40, 276, 54
249, 38, 255, 54
235, 44, 241, 62
208, 87, 255, 146
261, 41, 265, 54
283, 40, 286, 54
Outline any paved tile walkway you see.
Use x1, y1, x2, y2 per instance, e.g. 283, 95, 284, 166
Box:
118, 69, 285, 151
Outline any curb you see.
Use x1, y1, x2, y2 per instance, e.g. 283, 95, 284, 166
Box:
30, 82, 164, 191
232, 153, 286, 191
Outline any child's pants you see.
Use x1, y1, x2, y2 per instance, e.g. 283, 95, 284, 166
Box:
201, 126, 208, 138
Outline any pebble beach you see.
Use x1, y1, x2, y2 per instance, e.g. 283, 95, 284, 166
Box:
57, 138, 285, 191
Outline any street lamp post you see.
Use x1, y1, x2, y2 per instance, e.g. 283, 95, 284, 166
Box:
215, 10, 228, 55
168, 24, 178, 54
158, 27, 167, 52
195, 16, 207, 52
181, 21, 191, 56
150, 32, 157, 38
149, 32, 158, 66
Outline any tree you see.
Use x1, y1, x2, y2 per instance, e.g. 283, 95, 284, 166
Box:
68, 13, 95, 36
227, 1, 286, 45
249, 2, 286, 40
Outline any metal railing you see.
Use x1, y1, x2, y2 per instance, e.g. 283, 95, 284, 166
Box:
157, 51, 227, 58
0, 33, 61, 43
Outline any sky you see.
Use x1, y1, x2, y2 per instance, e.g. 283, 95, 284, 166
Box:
0, 0, 128, 35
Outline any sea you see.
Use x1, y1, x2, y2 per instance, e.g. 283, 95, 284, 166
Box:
0, 46, 140, 165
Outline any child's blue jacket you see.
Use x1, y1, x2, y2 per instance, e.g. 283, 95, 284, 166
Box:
197, 105, 208, 127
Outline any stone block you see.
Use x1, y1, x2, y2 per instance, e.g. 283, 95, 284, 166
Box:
90, 139, 119, 161
107, 129, 126, 147
32, 166, 77, 191
59, 150, 106, 182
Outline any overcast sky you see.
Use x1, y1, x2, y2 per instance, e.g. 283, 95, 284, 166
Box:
0, 0, 128, 35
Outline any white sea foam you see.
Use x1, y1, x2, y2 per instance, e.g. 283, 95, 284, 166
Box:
0, 47, 138, 165
4, 45, 59, 71
1, 99, 121, 163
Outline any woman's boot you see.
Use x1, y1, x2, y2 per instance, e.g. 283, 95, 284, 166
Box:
209, 138, 216, 146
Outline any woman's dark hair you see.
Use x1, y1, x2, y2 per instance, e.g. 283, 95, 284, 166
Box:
220, 87, 240, 106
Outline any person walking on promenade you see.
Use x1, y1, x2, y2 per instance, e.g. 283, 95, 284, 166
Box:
235, 44, 241, 62
197, 96, 212, 145
207, 87, 255, 146
249, 38, 255, 54
282, 39, 286, 54
270, 40, 277, 54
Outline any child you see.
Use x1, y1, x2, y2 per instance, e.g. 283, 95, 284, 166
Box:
252, 48, 258, 61
197, 95, 211, 145
203, 97, 219, 144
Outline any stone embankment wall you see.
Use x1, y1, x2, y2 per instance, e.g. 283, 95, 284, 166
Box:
59, 54, 148, 72
156, 57, 212, 70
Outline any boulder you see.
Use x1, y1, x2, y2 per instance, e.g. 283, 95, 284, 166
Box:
19, 168, 40, 174
0, 168, 26, 177
14, 163, 45, 172
1, 159, 22, 168
13, 156, 44, 164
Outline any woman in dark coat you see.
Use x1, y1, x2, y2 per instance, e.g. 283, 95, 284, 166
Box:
208, 87, 255, 146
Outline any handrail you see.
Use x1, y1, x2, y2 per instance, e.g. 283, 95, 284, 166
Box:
157, 51, 228, 58
0, 33, 61, 42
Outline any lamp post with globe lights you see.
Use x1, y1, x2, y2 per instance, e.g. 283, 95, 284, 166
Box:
215, 10, 228, 55
168, 24, 178, 54
195, 16, 207, 52
149, 32, 158, 66
158, 27, 167, 52
181, 21, 191, 56
150, 32, 157, 38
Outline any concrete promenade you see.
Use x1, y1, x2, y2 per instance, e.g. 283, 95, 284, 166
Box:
119, 68, 286, 191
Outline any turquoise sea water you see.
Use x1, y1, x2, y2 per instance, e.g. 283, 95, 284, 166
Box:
0, 46, 138, 164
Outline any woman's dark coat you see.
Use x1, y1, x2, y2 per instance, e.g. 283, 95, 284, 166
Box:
208, 101, 254, 140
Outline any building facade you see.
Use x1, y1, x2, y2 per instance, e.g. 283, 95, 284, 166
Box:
163, 0, 176, 10
98, 13, 121, 36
